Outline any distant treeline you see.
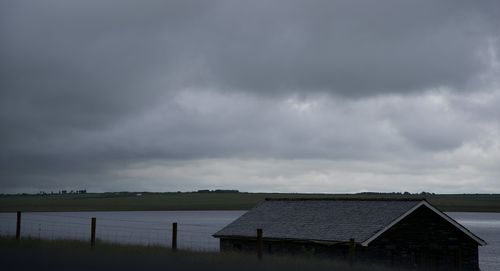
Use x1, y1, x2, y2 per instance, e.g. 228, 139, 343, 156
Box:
196, 189, 240, 193
1, 189, 497, 197
3, 189, 88, 196
357, 191, 435, 195
0, 189, 242, 196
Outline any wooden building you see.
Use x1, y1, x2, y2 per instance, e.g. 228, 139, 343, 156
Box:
213, 198, 486, 270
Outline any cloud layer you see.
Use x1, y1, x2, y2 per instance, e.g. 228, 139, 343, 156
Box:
1, 0, 499, 193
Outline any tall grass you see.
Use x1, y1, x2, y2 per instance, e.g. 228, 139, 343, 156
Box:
0, 236, 400, 271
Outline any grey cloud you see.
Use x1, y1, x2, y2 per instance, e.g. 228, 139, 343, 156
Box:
2, 90, 496, 183
2, 90, 500, 191
1, 0, 498, 132
2, 1, 499, 102
378, 95, 481, 151
449, 91, 500, 123
1, 0, 500, 192
186, 0, 499, 96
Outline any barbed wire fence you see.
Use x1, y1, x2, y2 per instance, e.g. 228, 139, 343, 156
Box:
0, 212, 223, 252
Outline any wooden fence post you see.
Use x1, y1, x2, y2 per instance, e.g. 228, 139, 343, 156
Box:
348, 238, 356, 266
257, 228, 263, 260
90, 217, 96, 248
16, 211, 21, 241
172, 222, 177, 251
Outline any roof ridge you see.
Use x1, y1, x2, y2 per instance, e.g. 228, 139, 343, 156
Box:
264, 197, 426, 202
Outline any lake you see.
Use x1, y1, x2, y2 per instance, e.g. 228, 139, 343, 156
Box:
448, 212, 500, 271
0, 211, 498, 270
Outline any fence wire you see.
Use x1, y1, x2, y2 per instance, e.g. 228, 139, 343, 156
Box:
0, 212, 223, 251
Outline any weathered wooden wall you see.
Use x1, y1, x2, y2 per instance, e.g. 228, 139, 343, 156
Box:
367, 205, 479, 270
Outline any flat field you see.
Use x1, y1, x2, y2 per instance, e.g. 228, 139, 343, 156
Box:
0, 237, 395, 271
0, 192, 499, 212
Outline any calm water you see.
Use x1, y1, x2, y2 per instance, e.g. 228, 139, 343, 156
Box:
0, 211, 498, 270
447, 212, 500, 271
0, 211, 246, 251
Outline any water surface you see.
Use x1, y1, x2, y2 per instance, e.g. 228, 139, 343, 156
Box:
448, 212, 500, 271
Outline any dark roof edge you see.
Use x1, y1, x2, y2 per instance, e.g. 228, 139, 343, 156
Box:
213, 234, 356, 244
265, 197, 426, 202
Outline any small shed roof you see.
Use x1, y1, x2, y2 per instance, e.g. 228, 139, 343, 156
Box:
213, 198, 486, 246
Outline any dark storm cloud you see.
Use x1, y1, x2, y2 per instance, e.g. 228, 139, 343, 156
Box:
1, 0, 500, 191
2, 0, 499, 101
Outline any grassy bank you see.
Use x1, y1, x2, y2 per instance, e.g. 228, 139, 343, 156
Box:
1, 192, 499, 212
0, 237, 394, 271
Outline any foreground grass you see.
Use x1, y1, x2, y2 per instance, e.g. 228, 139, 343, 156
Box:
0, 237, 396, 271
1, 192, 499, 212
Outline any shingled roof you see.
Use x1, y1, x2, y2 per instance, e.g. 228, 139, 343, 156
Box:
213, 198, 486, 246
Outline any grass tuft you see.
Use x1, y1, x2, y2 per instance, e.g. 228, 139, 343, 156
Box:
0, 236, 401, 271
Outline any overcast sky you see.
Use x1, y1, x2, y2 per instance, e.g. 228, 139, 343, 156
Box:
1, 0, 500, 194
